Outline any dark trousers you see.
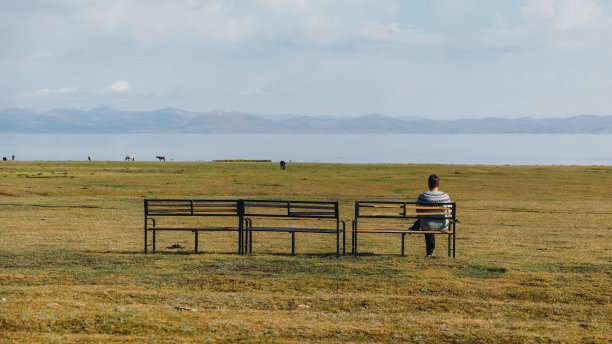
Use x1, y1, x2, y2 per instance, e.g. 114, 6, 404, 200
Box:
410, 219, 435, 255
424, 233, 435, 255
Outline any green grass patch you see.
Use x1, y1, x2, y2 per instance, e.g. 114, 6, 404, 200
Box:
453, 264, 508, 279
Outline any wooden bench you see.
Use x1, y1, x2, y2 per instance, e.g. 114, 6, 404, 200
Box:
352, 201, 457, 258
242, 200, 346, 256
144, 199, 244, 253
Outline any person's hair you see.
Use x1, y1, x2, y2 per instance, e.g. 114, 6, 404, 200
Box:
428, 174, 440, 189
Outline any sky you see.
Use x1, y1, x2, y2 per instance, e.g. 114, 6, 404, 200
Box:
1, 0, 612, 119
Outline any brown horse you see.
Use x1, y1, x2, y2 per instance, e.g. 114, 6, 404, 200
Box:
156, 156, 165, 161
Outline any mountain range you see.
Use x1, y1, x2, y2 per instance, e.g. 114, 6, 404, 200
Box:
1, 106, 611, 134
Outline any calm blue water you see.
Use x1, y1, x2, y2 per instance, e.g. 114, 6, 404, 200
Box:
1, 134, 611, 165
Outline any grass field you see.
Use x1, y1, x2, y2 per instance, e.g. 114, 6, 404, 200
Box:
0, 161, 610, 343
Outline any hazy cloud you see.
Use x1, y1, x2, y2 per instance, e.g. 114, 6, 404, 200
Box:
520, 0, 556, 28
520, 0, 604, 30
4, 0, 409, 46
485, 0, 610, 51
554, 0, 604, 30
242, 82, 280, 96
106, 80, 131, 92
33, 86, 79, 96
359, 22, 443, 45
31, 80, 131, 98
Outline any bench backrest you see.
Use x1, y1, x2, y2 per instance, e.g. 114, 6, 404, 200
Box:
243, 200, 339, 219
145, 199, 243, 217
355, 201, 456, 220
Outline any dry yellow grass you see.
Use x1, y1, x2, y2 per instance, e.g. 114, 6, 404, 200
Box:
0, 161, 610, 343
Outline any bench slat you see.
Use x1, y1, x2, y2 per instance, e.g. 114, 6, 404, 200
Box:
148, 202, 237, 207
193, 209, 238, 213
362, 212, 404, 216
245, 204, 335, 209
355, 229, 451, 234
356, 230, 407, 233
290, 205, 336, 210
147, 205, 191, 209
249, 226, 338, 233
408, 206, 450, 210
149, 205, 237, 209
192, 203, 237, 207
149, 226, 240, 231
244, 203, 288, 208
361, 212, 451, 216
360, 204, 404, 208
414, 212, 451, 216
147, 203, 191, 207
148, 209, 238, 213
288, 211, 336, 216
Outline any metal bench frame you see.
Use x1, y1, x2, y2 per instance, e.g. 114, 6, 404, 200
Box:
352, 201, 457, 258
144, 199, 245, 254
242, 200, 346, 256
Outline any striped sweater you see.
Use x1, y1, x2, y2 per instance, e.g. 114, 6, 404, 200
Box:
416, 190, 452, 230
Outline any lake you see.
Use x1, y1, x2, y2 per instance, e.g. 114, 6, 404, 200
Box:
1, 133, 611, 165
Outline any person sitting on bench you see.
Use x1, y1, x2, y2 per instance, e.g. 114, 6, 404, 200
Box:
408, 174, 452, 257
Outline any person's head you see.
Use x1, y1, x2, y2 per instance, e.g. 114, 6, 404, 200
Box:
428, 174, 440, 190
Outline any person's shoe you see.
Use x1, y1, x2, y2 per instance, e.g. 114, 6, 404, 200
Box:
424, 254, 434, 258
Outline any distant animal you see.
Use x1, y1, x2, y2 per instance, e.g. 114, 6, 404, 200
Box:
280, 160, 286, 170
125, 155, 135, 161
156, 156, 166, 162
2, 157, 6, 161
88, 155, 92, 161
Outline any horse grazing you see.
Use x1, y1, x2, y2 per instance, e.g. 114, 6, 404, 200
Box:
280, 160, 286, 170
156, 156, 166, 162
125, 155, 135, 161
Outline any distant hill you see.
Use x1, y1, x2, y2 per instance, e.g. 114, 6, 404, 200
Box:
1, 106, 611, 133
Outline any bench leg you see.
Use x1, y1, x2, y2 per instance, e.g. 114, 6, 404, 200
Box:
241, 229, 248, 254
343, 229, 346, 256
336, 230, 340, 257
291, 232, 295, 255
238, 229, 242, 254
244, 229, 248, 254
152, 230, 156, 252
351, 222, 355, 255
144, 229, 148, 254
453, 232, 456, 259
401, 233, 405, 257
353, 229, 357, 257
448, 233, 451, 257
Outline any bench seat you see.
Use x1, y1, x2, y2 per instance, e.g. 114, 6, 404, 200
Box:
355, 229, 451, 234
149, 226, 240, 231
248, 226, 339, 233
